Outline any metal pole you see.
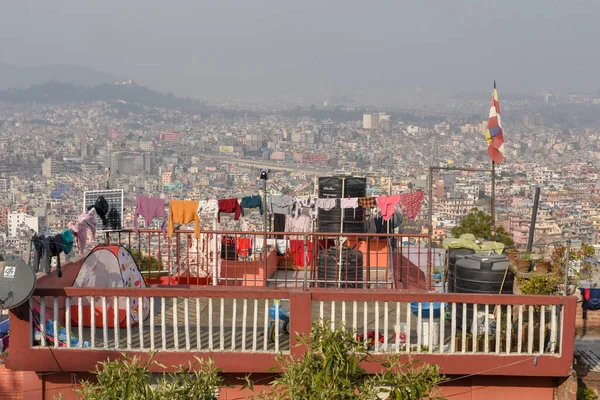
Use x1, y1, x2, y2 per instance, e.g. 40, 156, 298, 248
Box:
526, 187, 541, 252
428, 167, 433, 290
337, 177, 346, 288
564, 240, 571, 295
303, 235, 308, 291
491, 161, 496, 237
262, 178, 268, 233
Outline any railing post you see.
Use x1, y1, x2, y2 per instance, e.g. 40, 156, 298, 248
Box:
289, 291, 312, 358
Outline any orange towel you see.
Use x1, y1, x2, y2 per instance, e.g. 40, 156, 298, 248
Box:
168, 200, 201, 238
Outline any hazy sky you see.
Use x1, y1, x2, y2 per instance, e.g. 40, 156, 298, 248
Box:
1, 0, 598, 101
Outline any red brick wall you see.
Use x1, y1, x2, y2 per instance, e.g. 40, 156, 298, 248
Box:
0, 366, 23, 400
576, 301, 600, 332
0, 368, 559, 400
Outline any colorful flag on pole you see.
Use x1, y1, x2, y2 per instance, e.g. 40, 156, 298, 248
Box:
485, 81, 505, 163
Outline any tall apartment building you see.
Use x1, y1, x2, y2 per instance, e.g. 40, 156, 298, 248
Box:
362, 113, 392, 131
8, 212, 39, 238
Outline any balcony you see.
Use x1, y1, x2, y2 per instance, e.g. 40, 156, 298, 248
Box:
5, 229, 577, 391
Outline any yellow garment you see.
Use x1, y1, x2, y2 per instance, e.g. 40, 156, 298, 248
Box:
168, 200, 201, 238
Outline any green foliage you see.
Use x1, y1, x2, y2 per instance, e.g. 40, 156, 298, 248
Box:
518, 275, 559, 296
550, 244, 595, 282
369, 356, 444, 400
246, 321, 445, 400
129, 249, 163, 274
76, 353, 224, 400
450, 208, 514, 247
578, 386, 599, 400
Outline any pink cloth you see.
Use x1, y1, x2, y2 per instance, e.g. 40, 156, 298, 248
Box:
376, 195, 400, 221
399, 191, 424, 219
134, 195, 166, 238
68, 209, 97, 254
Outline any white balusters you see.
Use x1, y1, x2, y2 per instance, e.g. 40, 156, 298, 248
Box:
161, 297, 166, 351
184, 297, 190, 351
517, 305, 523, 354
150, 297, 155, 351
65, 297, 71, 349
495, 306, 501, 354
242, 299, 247, 351
90, 296, 96, 348
383, 302, 389, 351
78, 297, 84, 349
461, 303, 466, 353
374, 301, 380, 353
274, 300, 280, 353
416, 302, 422, 352
484, 304, 489, 353
439, 302, 445, 354
114, 296, 119, 349
208, 298, 213, 350
231, 298, 237, 351
263, 299, 269, 352
53, 297, 59, 349
195, 298, 201, 351
506, 305, 512, 354
126, 297, 131, 350
550, 305, 557, 354
252, 299, 258, 352
219, 298, 225, 351
331, 301, 336, 331
406, 303, 412, 354
472, 304, 477, 352
40, 296, 46, 347
539, 305, 546, 354
102, 297, 108, 349
528, 305, 534, 354
450, 303, 456, 353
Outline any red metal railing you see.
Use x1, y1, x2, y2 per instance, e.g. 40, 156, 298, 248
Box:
8, 286, 577, 378
106, 229, 432, 290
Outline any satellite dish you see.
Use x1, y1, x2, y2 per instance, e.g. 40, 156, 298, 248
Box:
0, 260, 36, 310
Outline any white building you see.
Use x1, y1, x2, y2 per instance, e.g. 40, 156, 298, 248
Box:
8, 212, 39, 238
363, 113, 392, 131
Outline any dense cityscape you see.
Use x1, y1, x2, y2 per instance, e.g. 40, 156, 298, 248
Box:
2, 80, 600, 263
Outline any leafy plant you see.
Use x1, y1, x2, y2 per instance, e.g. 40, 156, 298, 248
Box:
518, 275, 559, 296
76, 353, 225, 400
550, 244, 595, 283
369, 355, 445, 400
450, 208, 514, 247
245, 321, 445, 399
518, 252, 532, 261
432, 267, 441, 275
577, 386, 599, 400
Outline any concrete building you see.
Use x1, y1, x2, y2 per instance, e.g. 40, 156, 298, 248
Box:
41, 157, 64, 178
8, 212, 39, 238
363, 113, 392, 131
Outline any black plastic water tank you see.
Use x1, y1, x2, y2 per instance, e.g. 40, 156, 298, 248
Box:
318, 176, 367, 198
317, 176, 366, 233
455, 254, 513, 327
447, 248, 476, 293
316, 248, 363, 288
455, 254, 513, 294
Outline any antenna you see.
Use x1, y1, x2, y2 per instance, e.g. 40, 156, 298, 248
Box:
0, 260, 36, 310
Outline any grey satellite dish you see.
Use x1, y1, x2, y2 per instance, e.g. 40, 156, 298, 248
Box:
0, 260, 36, 309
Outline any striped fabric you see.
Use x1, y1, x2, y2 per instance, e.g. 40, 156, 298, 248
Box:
485, 81, 505, 163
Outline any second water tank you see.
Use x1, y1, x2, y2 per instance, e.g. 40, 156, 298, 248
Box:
317, 176, 366, 233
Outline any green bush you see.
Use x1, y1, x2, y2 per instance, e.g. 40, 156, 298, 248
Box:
578, 386, 599, 400
76, 353, 224, 400
245, 321, 445, 400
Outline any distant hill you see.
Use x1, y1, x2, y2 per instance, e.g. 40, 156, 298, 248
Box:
0, 62, 120, 90
0, 80, 197, 109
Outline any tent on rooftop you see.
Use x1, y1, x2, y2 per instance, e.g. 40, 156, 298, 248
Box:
71, 245, 149, 328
